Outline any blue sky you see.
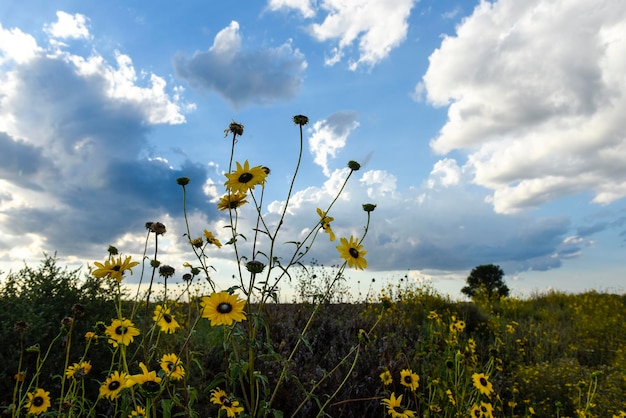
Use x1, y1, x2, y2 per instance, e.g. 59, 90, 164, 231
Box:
1, 0, 625, 299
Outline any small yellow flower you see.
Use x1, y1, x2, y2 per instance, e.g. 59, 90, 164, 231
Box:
336, 236, 367, 270
204, 229, 223, 248
201, 292, 247, 326
379, 370, 393, 386
85, 331, 98, 341
160, 353, 185, 380
92, 255, 139, 282
400, 369, 419, 391
65, 361, 92, 380
129, 406, 146, 417
24, 388, 51, 415
99, 371, 128, 400
316, 208, 336, 241
153, 305, 181, 334
224, 160, 268, 194
381, 392, 415, 418
472, 372, 494, 397
105, 318, 140, 347
217, 192, 249, 211
127, 362, 162, 395
211, 388, 245, 417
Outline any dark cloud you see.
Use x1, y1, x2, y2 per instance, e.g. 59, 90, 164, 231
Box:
173, 23, 307, 108
0, 132, 54, 190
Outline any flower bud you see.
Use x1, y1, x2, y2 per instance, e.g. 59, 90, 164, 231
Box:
245, 260, 266, 274
362, 203, 377, 212
348, 160, 361, 171
293, 115, 309, 126
176, 177, 190, 186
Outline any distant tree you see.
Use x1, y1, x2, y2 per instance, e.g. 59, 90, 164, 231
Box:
461, 264, 509, 300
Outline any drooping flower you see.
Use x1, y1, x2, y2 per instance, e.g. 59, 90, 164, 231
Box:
336, 236, 368, 270
316, 208, 336, 241
153, 305, 181, 334
381, 392, 415, 418
379, 370, 393, 386
105, 318, 140, 347
65, 361, 92, 380
160, 353, 185, 381
92, 256, 139, 282
400, 369, 419, 391
472, 373, 494, 397
217, 192, 249, 211
127, 362, 162, 395
99, 371, 128, 400
224, 160, 268, 194
201, 292, 247, 326
203, 230, 223, 248
211, 388, 245, 417
24, 388, 51, 415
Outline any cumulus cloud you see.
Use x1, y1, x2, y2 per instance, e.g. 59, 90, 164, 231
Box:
266, 0, 316, 18
427, 158, 461, 189
173, 21, 307, 108
0, 14, 207, 266
44, 11, 91, 40
308, 111, 360, 176
268, 0, 416, 70
419, 0, 626, 213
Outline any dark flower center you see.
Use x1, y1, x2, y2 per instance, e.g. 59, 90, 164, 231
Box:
473, 410, 481, 417
481, 406, 487, 412
33, 396, 44, 407
167, 363, 175, 372
238, 173, 253, 183
115, 326, 127, 335
109, 381, 121, 391
349, 248, 359, 258
217, 302, 233, 314
393, 406, 403, 413
479, 377, 487, 387
163, 314, 172, 323
143, 380, 160, 392
404, 376, 412, 384
221, 396, 232, 407
113, 266, 121, 271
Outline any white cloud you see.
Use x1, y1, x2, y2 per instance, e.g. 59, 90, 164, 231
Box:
427, 158, 461, 189
420, 0, 626, 213
266, 0, 316, 18
210, 21, 242, 61
360, 170, 397, 199
271, 0, 416, 69
44, 11, 91, 40
0, 24, 41, 65
308, 112, 359, 176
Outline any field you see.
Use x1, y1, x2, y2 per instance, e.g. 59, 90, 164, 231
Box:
1, 257, 625, 417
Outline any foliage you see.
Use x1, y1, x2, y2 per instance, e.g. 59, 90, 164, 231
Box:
461, 264, 510, 300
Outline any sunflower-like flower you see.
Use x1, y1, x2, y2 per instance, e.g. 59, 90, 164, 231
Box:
224, 160, 268, 194
381, 392, 415, 418
99, 371, 128, 400
217, 192, 249, 211
472, 373, 494, 397
130, 406, 146, 417
479, 402, 494, 418
65, 361, 92, 380
105, 318, 140, 347
470, 404, 481, 418
211, 388, 245, 417
127, 362, 162, 395
379, 370, 393, 386
336, 236, 367, 270
204, 230, 223, 248
153, 305, 181, 334
400, 369, 419, 391
316, 208, 336, 241
201, 292, 247, 326
160, 353, 185, 381
450, 319, 466, 333
92, 256, 139, 282
24, 388, 51, 415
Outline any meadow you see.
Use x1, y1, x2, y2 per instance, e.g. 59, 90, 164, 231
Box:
0, 257, 624, 417
1, 118, 624, 417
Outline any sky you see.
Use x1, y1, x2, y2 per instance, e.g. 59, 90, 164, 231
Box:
1, 0, 625, 300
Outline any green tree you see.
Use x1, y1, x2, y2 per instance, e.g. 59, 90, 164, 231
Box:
461, 264, 509, 300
